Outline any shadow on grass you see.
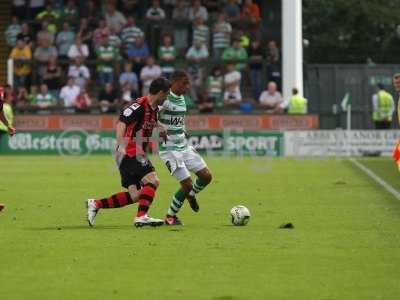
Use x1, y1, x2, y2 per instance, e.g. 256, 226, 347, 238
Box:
24, 225, 134, 231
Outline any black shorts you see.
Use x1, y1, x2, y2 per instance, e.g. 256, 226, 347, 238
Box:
118, 155, 155, 189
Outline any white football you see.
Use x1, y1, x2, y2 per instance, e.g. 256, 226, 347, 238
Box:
230, 205, 251, 226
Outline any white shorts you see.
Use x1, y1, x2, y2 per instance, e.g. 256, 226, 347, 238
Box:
159, 146, 207, 182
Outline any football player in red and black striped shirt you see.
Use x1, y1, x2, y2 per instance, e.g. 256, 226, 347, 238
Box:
0, 86, 16, 136
86, 77, 171, 227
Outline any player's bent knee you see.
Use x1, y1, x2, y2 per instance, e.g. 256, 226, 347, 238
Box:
200, 170, 212, 185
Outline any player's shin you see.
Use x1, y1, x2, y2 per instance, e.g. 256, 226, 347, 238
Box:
167, 189, 186, 216
95, 192, 134, 209
136, 183, 157, 217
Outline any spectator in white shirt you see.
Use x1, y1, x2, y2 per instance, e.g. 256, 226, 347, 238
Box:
140, 56, 162, 96
68, 36, 89, 60
188, 0, 208, 21
146, 0, 166, 21
224, 62, 242, 104
186, 40, 209, 62
104, 3, 126, 33
68, 58, 90, 89
259, 81, 285, 113
59, 77, 80, 107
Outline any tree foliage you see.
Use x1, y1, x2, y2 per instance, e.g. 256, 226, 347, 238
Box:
303, 0, 400, 63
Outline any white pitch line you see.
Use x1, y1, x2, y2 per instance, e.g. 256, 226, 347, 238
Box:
349, 158, 400, 200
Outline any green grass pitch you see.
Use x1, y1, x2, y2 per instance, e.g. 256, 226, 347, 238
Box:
1, 155, 400, 300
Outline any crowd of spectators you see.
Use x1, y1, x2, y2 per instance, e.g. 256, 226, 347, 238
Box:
5, 0, 284, 113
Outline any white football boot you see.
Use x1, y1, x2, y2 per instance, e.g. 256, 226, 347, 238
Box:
134, 214, 164, 227
86, 199, 99, 227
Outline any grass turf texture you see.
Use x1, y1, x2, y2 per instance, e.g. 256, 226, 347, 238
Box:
1, 155, 400, 299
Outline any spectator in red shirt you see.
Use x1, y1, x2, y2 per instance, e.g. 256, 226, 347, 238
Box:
241, 0, 261, 25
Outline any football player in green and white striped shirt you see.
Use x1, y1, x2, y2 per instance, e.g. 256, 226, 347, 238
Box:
158, 70, 213, 225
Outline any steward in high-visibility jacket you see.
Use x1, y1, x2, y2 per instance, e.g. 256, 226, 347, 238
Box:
372, 84, 394, 129
0, 101, 14, 134
288, 88, 308, 114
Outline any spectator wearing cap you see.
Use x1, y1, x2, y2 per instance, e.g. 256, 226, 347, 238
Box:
188, 0, 208, 22
105, 3, 127, 33
9, 39, 31, 89
212, 13, 232, 59
146, 0, 166, 21
5, 16, 21, 48
222, 38, 248, 71
56, 21, 75, 59
60, 77, 80, 107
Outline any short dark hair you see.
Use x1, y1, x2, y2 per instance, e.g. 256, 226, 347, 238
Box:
377, 83, 384, 90
170, 70, 189, 83
292, 88, 299, 94
149, 77, 171, 95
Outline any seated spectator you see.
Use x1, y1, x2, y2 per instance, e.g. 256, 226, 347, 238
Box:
33, 37, 58, 78
75, 88, 92, 111
140, 56, 162, 96
77, 18, 92, 46
121, 16, 144, 49
223, 0, 241, 23
60, 77, 80, 107
193, 16, 209, 47
259, 81, 284, 113
28, 85, 38, 104
42, 56, 62, 96
127, 35, 149, 75
119, 62, 139, 93
9, 39, 32, 89
212, 13, 232, 59
98, 83, 119, 113
223, 62, 242, 105
188, 0, 208, 21
5, 16, 21, 48
16, 22, 33, 48
95, 36, 119, 85
105, 2, 126, 33
15, 86, 31, 109
56, 21, 75, 59
205, 65, 224, 108
68, 58, 90, 89
92, 19, 110, 49
68, 36, 89, 60
241, 0, 261, 25
158, 34, 177, 78
34, 83, 56, 108
172, 0, 190, 50
248, 39, 264, 99
146, 0, 166, 21
61, 0, 79, 25
222, 38, 248, 71
37, 20, 55, 44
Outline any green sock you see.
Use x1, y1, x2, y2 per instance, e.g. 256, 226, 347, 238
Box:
167, 189, 186, 216
192, 178, 207, 194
